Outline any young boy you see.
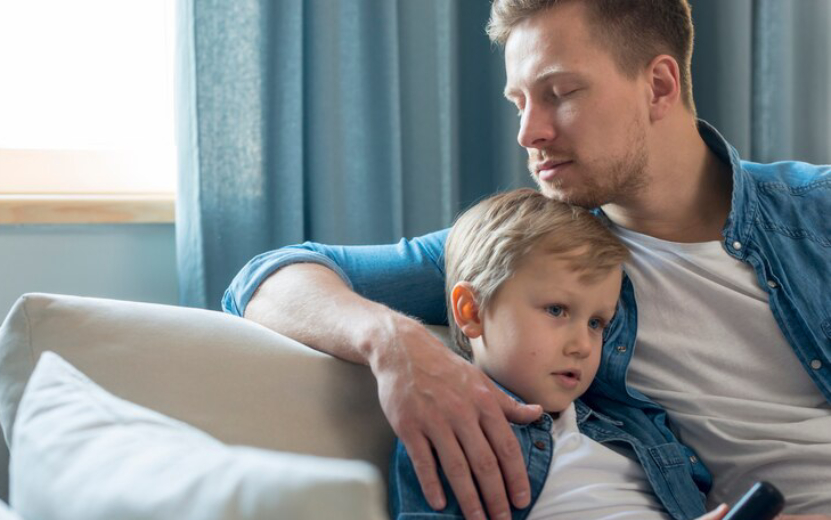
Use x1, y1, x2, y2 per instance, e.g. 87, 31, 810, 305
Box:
388, 189, 728, 520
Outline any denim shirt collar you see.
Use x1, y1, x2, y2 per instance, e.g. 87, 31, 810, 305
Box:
574, 399, 624, 427
696, 119, 756, 259
493, 380, 623, 430
593, 118, 755, 259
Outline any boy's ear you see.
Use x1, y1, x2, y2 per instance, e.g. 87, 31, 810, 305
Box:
451, 282, 483, 339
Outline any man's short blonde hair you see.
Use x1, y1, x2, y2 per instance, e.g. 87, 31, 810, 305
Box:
445, 188, 629, 359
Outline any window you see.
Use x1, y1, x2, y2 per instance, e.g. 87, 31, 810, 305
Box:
0, 0, 176, 223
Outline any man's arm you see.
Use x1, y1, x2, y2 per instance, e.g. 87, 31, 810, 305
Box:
227, 235, 541, 520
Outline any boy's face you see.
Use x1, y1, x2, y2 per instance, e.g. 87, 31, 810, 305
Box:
470, 249, 621, 413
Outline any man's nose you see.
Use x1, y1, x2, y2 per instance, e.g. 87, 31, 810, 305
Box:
517, 102, 556, 149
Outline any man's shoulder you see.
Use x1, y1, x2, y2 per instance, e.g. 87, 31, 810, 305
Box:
739, 159, 830, 189
734, 159, 829, 249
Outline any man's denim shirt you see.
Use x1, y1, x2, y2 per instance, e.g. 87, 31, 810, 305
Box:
390, 385, 703, 520
223, 121, 830, 518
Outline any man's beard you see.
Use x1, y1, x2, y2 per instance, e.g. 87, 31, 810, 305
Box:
529, 121, 649, 209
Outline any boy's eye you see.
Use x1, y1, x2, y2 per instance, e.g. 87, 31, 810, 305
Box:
588, 318, 604, 330
546, 305, 564, 317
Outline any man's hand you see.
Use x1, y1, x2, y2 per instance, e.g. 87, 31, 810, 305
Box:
372, 315, 542, 520
245, 264, 541, 519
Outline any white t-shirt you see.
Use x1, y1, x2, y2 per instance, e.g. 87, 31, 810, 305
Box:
526, 403, 669, 520
613, 225, 831, 514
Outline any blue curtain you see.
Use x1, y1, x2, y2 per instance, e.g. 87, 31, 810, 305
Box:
176, 0, 831, 310
691, 0, 831, 163
175, 0, 526, 309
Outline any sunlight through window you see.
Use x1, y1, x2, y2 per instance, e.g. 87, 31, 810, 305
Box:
0, 0, 176, 195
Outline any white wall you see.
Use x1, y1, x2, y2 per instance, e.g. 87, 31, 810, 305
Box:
0, 222, 178, 502
0, 223, 178, 317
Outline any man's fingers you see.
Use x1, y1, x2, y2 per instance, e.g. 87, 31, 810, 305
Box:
376, 328, 531, 519
456, 422, 512, 520
480, 403, 532, 510
429, 425, 488, 520
401, 433, 446, 511
490, 384, 538, 509
494, 398, 542, 424
498, 388, 543, 425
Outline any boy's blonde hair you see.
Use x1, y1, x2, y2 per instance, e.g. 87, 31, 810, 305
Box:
445, 188, 629, 359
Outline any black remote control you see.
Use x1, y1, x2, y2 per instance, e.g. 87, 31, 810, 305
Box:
723, 481, 785, 520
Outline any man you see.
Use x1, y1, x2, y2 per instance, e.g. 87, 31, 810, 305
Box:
224, 1, 830, 519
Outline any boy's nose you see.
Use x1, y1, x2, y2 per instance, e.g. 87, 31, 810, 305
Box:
563, 326, 592, 358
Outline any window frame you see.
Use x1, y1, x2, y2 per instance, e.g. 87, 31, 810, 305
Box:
0, 0, 177, 225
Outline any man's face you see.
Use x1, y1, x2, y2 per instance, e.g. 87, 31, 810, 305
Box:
470, 250, 621, 413
503, 2, 650, 208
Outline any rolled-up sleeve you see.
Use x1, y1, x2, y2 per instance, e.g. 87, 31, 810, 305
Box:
222, 229, 451, 325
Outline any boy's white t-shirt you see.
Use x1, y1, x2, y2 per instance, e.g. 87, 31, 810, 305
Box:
526, 403, 669, 520
613, 225, 831, 513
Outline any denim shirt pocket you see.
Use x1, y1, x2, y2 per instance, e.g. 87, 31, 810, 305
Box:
648, 443, 707, 519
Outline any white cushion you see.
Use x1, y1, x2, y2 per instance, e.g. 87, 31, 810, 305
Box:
0, 501, 21, 520
11, 352, 387, 520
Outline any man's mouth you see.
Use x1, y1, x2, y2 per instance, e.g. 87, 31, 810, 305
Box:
535, 160, 573, 182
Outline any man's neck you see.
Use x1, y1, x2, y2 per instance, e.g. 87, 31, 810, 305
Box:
602, 119, 733, 243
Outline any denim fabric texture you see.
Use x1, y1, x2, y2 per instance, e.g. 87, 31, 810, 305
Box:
388, 386, 553, 520
223, 120, 830, 519
389, 387, 705, 520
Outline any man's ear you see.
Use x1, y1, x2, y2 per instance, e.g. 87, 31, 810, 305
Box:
645, 54, 681, 122
451, 282, 483, 339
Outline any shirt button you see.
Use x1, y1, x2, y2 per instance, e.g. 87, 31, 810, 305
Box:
767, 280, 778, 289
616, 345, 628, 353
689, 455, 698, 464
533, 440, 546, 450
811, 359, 823, 370
732, 241, 742, 251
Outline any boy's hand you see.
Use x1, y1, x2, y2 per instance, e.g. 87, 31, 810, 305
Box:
696, 504, 729, 520
371, 315, 542, 520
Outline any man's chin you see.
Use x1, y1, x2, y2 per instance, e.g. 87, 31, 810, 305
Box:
537, 185, 603, 209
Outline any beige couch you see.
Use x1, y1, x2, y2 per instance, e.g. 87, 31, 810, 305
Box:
0, 293, 452, 519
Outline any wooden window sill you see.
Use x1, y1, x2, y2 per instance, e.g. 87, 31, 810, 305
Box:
0, 194, 175, 225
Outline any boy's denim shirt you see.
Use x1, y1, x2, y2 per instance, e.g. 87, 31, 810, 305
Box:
389, 384, 706, 520
223, 120, 830, 517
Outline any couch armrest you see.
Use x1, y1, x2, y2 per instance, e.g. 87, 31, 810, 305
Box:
0, 294, 452, 475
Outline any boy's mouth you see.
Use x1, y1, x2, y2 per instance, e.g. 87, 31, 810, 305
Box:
553, 369, 582, 389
